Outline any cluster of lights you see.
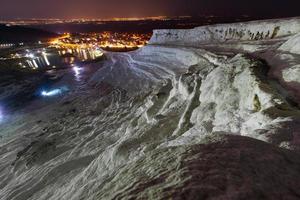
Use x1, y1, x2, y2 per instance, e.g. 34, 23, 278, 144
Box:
2, 42, 101, 71
0, 43, 15, 48
58, 47, 103, 61
0, 16, 175, 26
0, 43, 23, 49
50, 32, 151, 50
9, 49, 52, 70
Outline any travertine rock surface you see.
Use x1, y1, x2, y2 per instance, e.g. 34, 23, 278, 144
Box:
1, 17, 300, 200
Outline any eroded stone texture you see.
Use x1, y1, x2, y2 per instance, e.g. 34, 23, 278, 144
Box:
98, 135, 300, 200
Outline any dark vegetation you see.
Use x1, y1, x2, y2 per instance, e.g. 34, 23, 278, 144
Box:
0, 24, 57, 43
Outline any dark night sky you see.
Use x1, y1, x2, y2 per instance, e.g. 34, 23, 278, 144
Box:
0, 0, 300, 19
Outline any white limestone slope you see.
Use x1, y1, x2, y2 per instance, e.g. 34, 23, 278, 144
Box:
280, 33, 300, 54
0, 17, 300, 200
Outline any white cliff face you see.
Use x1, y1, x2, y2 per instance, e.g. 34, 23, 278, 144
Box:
149, 17, 300, 46
0, 18, 300, 200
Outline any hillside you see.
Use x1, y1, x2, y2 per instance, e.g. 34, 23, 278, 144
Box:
0, 24, 57, 43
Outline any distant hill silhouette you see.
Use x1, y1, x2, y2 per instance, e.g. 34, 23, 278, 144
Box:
0, 24, 58, 43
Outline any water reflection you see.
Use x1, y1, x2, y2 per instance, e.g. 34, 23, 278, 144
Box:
58, 47, 103, 62
0, 106, 4, 123
18, 47, 103, 70
72, 65, 84, 81
63, 57, 75, 65
41, 86, 69, 97
73, 66, 81, 76
42, 52, 50, 66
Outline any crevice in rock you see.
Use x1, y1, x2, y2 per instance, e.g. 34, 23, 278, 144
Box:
253, 94, 262, 112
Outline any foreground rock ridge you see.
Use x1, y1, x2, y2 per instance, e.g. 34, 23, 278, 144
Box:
1, 17, 300, 200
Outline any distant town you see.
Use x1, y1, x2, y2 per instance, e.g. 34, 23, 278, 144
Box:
51, 32, 152, 50
0, 14, 258, 73
0, 16, 192, 26
0, 31, 153, 73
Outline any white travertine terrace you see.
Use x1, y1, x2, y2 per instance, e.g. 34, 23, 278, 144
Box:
0, 17, 300, 200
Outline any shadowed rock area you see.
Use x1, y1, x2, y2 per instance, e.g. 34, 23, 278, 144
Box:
97, 135, 300, 200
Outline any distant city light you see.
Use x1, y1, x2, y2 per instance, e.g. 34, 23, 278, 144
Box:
26, 53, 35, 59
49, 32, 150, 51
